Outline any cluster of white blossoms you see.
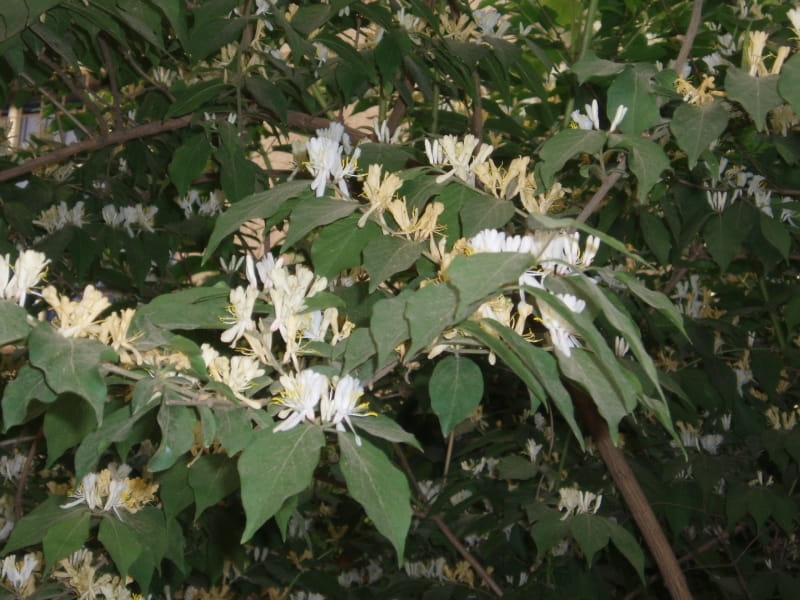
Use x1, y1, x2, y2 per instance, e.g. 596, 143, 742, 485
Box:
713, 158, 798, 224
305, 122, 361, 198
101, 203, 158, 237
52, 549, 142, 600
273, 370, 373, 444
175, 189, 225, 218
0, 249, 49, 306
670, 421, 724, 455
61, 464, 158, 519
557, 486, 603, 520
571, 99, 628, 132
2, 552, 40, 597
33, 200, 86, 234
424, 133, 494, 185
466, 228, 600, 356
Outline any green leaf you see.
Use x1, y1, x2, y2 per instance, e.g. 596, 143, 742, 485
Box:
274, 495, 298, 542
778, 53, 800, 114
130, 286, 230, 332
2, 364, 57, 431
282, 197, 359, 250
353, 414, 421, 451
188, 454, 240, 520
538, 129, 607, 187
639, 210, 672, 264
611, 270, 687, 338
343, 328, 377, 373
669, 101, 729, 169
610, 135, 670, 202
98, 517, 143, 577
607, 520, 646, 582
463, 319, 584, 446
760, 213, 790, 260
28, 323, 114, 423
245, 77, 288, 121
149, 404, 197, 472
187, 15, 246, 60
458, 195, 515, 237
429, 355, 484, 436
529, 510, 570, 554
607, 67, 659, 135
446, 253, 534, 319
239, 424, 324, 542
165, 80, 227, 118
363, 237, 425, 292
703, 202, 754, 272
571, 52, 624, 84
358, 143, 415, 172
204, 180, 310, 261
151, 0, 189, 46
156, 455, 194, 519
0, 300, 32, 345
725, 67, 782, 131
43, 511, 90, 568
311, 214, 381, 279
216, 122, 256, 203
404, 283, 458, 358
569, 513, 610, 566
338, 433, 411, 562
4, 496, 85, 554
214, 407, 254, 456
43, 395, 96, 467
556, 347, 630, 441
371, 297, 410, 368
168, 133, 212, 198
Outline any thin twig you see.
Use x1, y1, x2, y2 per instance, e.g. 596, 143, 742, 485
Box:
98, 37, 124, 129
673, 0, 704, 76
19, 73, 91, 137
0, 435, 41, 448
123, 50, 176, 102
575, 154, 627, 225
36, 52, 110, 132
394, 444, 505, 597
14, 431, 42, 521
443, 430, 455, 482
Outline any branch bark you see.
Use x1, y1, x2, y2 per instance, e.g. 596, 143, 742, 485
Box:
673, 0, 703, 76
572, 389, 693, 600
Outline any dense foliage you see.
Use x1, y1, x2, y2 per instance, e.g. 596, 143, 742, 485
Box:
0, 0, 799, 598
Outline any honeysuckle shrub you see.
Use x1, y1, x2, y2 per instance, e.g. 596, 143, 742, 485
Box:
0, 0, 798, 598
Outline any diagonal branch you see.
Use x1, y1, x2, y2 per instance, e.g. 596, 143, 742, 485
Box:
673, 0, 703, 75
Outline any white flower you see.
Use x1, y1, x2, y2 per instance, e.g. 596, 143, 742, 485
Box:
33, 201, 86, 233
225, 356, 267, 408
789, 7, 800, 38
608, 104, 628, 132
525, 438, 543, 463
245, 253, 283, 290
42, 284, 111, 338
273, 369, 329, 432
557, 487, 602, 519
706, 190, 729, 213
538, 293, 586, 356
424, 134, 493, 184
614, 336, 630, 358
4, 249, 49, 306
2, 553, 38, 592
305, 128, 361, 198
320, 375, 373, 444
0, 454, 26, 481
571, 99, 601, 130
473, 7, 510, 39
220, 285, 259, 345
700, 433, 723, 454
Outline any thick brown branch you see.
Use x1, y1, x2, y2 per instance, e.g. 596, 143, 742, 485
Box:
673, 0, 703, 75
572, 390, 693, 600
0, 115, 194, 182
285, 110, 370, 142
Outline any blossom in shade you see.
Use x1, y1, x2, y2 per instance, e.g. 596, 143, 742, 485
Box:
220, 285, 259, 345
320, 375, 374, 444
538, 293, 586, 356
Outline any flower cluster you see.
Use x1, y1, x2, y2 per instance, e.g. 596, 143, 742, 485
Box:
33, 200, 86, 233
52, 549, 142, 600
305, 122, 361, 198
424, 133, 494, 185
0, 249, 49, 306
101, 203, 158, 237
2, 552, 39, 598
61, 464, 158, 518
273, 370, 374, 444
557, 487, 603, 520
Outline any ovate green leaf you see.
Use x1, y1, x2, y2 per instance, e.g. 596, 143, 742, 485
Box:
282, 196, 359, 249
778, 53, 800, 114
429, 355, 484, 436
338, 433, 412, 562
239, 424, 324, 541
669, 101, 728, 169
538, 129, 606, 187
725, 66, 782, 131
0, 300, 32, 345
607, 67, 659, 135
149, 404, 197, 472
363, 237, 425, 292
